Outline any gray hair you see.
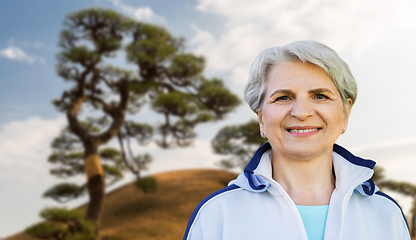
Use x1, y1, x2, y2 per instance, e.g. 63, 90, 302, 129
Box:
244, 40, 357, 112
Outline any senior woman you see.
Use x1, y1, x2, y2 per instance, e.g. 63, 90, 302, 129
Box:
183, 41, 410, 240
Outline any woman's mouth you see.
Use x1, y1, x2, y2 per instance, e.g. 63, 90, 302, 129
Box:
286, 127, 321, 137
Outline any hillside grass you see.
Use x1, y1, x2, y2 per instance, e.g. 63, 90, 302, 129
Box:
5, 169, 238, 240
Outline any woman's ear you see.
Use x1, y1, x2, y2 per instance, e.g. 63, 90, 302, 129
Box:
343, 98, 353, 128
344, 98, 353, 118
256, 111, 265, 134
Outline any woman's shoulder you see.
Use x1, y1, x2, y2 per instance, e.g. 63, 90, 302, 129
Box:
362, 191, 405, 212
183, 184, 243, 240
344, 190, 411, 239
371, 191, 408, 217
351, 189, 409, 225
353, 189, 405, 214
190, 184, 244, 214
183, 183, 286, 240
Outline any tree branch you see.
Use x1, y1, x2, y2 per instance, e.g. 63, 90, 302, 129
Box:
86, 94, 116, 116
95, 80, 129, 144
99, 75, 113, 89
66, 94, 88, 141
117, 132, 139, 176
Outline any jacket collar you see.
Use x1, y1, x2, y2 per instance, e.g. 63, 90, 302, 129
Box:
240, 142, 377, 197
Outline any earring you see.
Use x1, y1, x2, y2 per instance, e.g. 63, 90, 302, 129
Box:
261, 132, 265, 138
341, 128, 346, 134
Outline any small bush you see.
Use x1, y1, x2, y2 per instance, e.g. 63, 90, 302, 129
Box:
25, 207, 95, 240
25, 222, 68, 239
134, 176, 157, 193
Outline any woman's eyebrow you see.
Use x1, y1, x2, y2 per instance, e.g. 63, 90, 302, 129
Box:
269, 89, 293, 98
309, 88, 335, 95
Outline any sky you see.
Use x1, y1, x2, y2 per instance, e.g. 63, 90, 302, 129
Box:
1, 0, 416, 237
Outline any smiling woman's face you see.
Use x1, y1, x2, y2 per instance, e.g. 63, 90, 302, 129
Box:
257, 61, 352, 160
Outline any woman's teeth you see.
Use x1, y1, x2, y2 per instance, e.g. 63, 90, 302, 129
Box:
289, 128, 318, 133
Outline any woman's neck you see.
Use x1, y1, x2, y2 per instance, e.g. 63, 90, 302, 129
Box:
271, 149, 335, 206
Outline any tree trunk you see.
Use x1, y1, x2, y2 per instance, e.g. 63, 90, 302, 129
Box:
84, 144, 105, 240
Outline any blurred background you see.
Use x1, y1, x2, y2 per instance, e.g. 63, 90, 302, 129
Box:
1, 0, 416, 239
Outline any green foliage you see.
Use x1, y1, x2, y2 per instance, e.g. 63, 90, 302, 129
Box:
372, 165, 385, 184
198, 78, 241, 119
25, 208, 95, 240
126, 23, 180, 68
99, 147, 122, 161
50, 129, 82, 152
212, 119, 267, 169
151, 92, 197, 116
169, 54, 205, 79
102, 164, 123, 184
60, 8, 132, 55
131, 154, 153, 171
122, 121, 153, 145
49, 152, 84, 178
60, 46, 101, 64
135, 176, 157, 193
43, 183, 86, 203
379, 180, 416, 197
26, 223, 68, 240
40, 207, 84, 221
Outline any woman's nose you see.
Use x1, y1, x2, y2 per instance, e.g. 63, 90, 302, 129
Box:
290, 98, 313, 120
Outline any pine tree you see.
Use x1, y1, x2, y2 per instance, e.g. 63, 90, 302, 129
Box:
44, 8, 240, 238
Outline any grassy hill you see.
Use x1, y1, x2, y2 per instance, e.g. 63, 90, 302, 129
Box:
5, 169, 238, 240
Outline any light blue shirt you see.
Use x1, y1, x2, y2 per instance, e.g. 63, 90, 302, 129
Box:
296, 205, 329, 240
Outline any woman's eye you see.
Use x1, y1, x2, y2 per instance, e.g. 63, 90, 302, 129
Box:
276, 96, 290, 101
315, 94, 328, 100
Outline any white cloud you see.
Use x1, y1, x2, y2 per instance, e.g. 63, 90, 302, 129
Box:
132, 7, 161, 23
192, 0, 416, 83
0, 46, 36, 64
109, 0, 165, 24
0, 116, 86, 238
0, 116, 66, 184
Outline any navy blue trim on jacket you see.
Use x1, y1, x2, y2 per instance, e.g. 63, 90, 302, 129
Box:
333, 144, 376, 169
244, 143, 376, 175
244, 172, 268, 191
183, 184, 241, 240
362, 178, 376, 195
244, 142, 271, 174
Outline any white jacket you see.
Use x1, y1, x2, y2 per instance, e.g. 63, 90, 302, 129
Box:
183, 143, 411, 240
